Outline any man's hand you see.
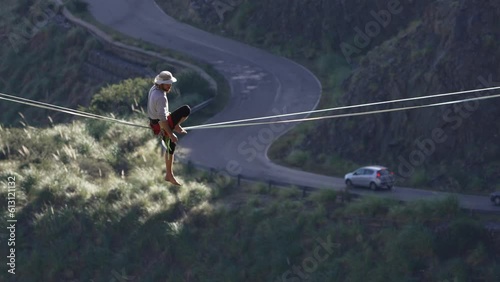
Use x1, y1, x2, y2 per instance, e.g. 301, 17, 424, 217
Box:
169, 132, 178, 143
174, 124, 187, 135
159, 120, 178, 143
161, 128, 178, 143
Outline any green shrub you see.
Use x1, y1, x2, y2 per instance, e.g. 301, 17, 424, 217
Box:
255, 182, 270, 195
182, 188, 207, 209
310, 189, 339, 204
436, 258, 470, 282
434, 217, 489, 260
78, 158, 114, 178
384, 224, 435, 277
212, 178, 235, 199
388, 196, 460, 225
342, 197, 396, 218
88, 72, 214, 118
89, 78, 151, 116
316, 53, 347, 74
106, 188, 124, 203
175, 71, 214, 98
22, 173, 39, 195
248, 196, 261, 207
409, 168, 428, 186
465, 176, 487, 192
286, 150, 309, 167
327, 154, 358, 175
277, 187, 302, 199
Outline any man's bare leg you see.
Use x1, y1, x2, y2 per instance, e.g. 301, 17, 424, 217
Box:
165, 153, 181, 185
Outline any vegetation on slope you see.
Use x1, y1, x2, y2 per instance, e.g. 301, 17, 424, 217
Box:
1, 3, 498, 280
1, 76, 499, 280
0, 0, 105, 125
271, 0, 500, 193
0, 0, 219, 128
88, 73, 215, 118
1, 115, 499, 280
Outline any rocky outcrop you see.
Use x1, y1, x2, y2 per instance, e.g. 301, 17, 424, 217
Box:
321, 0, 500, 190
162, 0, 430, 58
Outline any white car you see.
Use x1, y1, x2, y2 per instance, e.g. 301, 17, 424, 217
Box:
344, 166, 395, 190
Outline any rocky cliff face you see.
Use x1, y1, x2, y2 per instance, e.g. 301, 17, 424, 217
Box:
325, 0, 500, 190
160, 0, 500, 190
164, 0, 430, 58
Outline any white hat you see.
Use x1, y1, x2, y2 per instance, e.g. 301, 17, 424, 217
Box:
154, 71, 177, 85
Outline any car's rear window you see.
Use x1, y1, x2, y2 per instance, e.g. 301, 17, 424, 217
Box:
378, 169, 390, 175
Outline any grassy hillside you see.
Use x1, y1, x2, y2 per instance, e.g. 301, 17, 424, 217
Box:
1, 80, 500, 279
1, 115, 500, 280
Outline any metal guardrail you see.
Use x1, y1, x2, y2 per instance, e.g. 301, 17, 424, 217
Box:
182, 160, 341, 196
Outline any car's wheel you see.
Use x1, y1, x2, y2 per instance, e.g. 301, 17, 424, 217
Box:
387, 185, 393, 190
495, 197, 500, 206
369, 182, 377, 191
345, 179, 353, 187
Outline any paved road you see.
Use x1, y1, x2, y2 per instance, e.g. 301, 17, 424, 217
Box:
82, 0, 498, 213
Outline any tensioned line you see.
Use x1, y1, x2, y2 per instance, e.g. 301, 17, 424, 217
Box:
0, 92, 149, 129
184, 92, 500, 129
1, 85, 500, 130
0, 92, 121, 120
184, 85, 500, 130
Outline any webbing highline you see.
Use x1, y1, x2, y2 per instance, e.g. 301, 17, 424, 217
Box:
184, 92, 500, 129
0, 92, 148, 129
2, 85, 500, 130
184, 85, 500, 130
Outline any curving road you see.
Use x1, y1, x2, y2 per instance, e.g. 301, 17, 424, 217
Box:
82, 0, 498, 213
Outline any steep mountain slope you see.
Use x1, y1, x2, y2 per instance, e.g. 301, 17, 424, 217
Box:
0, 0, 103, 125
158, 0, 500, 192
159, 0, 429, 59
0, 0, 158, 126
319, 0, 500, 190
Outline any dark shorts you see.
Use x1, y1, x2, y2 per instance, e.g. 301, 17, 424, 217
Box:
149, 105, 191, 154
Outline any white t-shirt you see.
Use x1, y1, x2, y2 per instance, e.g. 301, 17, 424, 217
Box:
147, 85, 169, 121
